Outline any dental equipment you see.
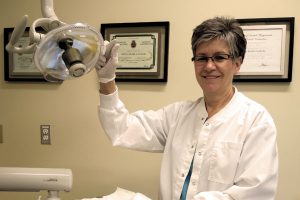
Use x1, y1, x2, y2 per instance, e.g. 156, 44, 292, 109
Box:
0, 167, 72, 200
5, 0, 104, 82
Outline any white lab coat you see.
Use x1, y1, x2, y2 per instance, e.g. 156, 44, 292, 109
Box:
98, 88, 278, 200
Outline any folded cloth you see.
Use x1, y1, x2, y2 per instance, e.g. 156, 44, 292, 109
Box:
132, 192, 152, 200
103, 187, 135, 200
81, 187, 151, 200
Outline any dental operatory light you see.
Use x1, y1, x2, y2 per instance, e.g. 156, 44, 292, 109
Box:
5, 0, 103, 82
0, 167, 72, 200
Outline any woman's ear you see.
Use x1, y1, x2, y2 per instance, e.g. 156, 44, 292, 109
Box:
234, 56, 243, 73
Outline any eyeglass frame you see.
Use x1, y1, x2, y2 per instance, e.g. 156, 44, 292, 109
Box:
191, 53, 234, 65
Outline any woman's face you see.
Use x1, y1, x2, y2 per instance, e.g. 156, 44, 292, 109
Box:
193, 38, 242, 97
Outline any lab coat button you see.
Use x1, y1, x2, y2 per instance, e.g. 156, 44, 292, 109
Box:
198, 151, 202, 156
181, 173, 185, 177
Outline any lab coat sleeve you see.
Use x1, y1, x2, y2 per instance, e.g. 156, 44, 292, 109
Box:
193, 114, 278, 200
98, 90, 175, 152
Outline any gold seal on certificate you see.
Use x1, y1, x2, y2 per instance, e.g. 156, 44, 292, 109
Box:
111, 33, 159, 73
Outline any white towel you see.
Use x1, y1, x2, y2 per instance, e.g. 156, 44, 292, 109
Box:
81, 187, 151, 200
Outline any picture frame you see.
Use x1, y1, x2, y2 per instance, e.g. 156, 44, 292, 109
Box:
234, 17, 295, 82
101, 21, 169, 82
3, 27, 46, 82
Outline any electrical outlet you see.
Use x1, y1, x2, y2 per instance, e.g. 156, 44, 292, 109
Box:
40, 125, 51, 145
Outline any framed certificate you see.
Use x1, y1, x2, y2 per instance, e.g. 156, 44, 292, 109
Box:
3, 27, 46, 82
101, 21, 169, 82
234, 17, 294, 82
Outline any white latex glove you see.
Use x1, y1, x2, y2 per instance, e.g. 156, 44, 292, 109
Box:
95, 39, 120, 83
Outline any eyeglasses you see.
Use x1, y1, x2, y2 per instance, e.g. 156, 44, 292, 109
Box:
191, 54, 233, 65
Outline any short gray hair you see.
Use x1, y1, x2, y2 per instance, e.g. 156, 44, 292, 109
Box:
191, 16, 247, 62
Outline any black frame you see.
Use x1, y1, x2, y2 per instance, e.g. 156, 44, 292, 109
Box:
3, 27, 46, 82
101, 21, 169, 82
234, 17, 294, 82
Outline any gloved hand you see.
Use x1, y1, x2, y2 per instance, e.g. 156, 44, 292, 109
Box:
95, 39, 120, 83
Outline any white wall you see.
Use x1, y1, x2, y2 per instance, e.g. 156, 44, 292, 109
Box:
0, 0, 299, 199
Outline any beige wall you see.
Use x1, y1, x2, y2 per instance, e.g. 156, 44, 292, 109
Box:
0, 0, 299, 199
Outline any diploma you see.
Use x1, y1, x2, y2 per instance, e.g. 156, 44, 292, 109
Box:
111, 33, 159, 73
239, 24, 286, 75
12, 36, 39, 73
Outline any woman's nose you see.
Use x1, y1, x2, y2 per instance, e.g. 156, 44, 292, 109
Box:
204, 58, 217, 70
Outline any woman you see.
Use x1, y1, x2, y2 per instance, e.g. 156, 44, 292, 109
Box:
96, 17, 278, 200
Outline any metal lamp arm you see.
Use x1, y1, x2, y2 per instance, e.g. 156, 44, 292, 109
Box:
5, 15, 36, 54
41, 0, 58, 19
5, 0, 66, 54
